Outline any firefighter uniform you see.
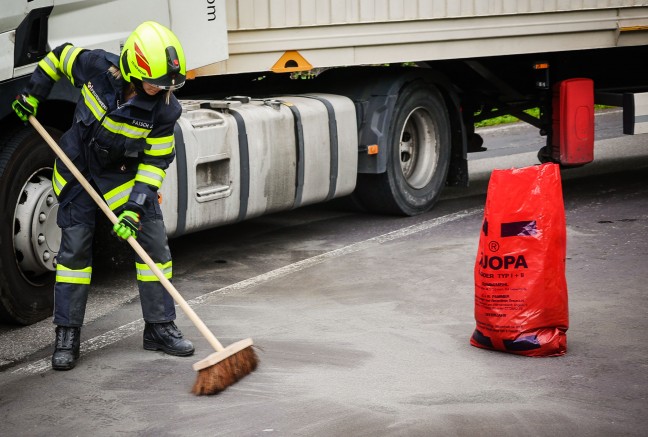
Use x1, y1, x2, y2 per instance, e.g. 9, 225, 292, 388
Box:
25, 43, 179, 327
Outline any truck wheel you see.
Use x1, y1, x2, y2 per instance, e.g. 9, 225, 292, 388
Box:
0, 127, 60, 324
355, 82, 451, 216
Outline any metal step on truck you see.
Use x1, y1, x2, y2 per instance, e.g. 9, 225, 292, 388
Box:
1, 0, 647, 325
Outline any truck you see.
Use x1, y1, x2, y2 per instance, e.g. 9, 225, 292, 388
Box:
1, 0, 647, 325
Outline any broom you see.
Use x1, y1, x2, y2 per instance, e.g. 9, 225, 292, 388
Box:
30, 116, 258, 395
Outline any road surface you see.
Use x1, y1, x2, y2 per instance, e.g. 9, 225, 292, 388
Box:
1, 110, 647, 436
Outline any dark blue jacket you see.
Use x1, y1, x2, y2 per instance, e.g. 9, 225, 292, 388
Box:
26, 43, 180, 212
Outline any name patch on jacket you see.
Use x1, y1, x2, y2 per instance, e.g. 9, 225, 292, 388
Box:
132, 119, 153, 129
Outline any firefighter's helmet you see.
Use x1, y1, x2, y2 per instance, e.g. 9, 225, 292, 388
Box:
120, 21, 186, 90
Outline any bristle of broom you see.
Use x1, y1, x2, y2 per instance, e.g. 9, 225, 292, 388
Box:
191, 346, 258, 395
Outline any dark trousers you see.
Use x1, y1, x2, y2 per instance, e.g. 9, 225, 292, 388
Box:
53, 186, 175, 327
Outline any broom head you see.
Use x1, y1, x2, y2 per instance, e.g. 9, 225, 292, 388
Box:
191, 338, 258, 395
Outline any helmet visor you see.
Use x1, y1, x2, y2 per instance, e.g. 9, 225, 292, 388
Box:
145, 80, 185, 91
144, 72, 186, 91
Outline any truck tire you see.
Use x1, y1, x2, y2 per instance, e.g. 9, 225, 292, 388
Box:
0, 127, 60, 324
354, 82, 451, 216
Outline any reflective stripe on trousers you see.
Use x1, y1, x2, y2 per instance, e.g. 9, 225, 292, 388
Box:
53, 189, 176, 326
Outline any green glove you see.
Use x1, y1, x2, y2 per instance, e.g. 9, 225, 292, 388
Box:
112, 210, 141, 241
12, 94, 39, 122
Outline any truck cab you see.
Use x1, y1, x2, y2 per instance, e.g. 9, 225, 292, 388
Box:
0, 0, 227, 324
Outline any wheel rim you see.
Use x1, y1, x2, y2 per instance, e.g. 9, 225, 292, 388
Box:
399, 106, 439, 189
13, 168, 60, 285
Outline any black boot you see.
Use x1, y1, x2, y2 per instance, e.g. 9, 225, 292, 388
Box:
52, 326, 80, 370
143, 322, 195, 356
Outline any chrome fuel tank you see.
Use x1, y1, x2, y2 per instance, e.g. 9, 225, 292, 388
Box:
162, 94, 357, 236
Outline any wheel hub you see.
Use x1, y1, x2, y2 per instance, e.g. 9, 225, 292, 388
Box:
13, 171, 60, 279
399, 107, 439, 190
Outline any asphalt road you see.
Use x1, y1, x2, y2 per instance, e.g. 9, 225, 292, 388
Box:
1, 110, 647, 436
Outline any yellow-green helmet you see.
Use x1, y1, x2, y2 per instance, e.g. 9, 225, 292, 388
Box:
120, 21, 186, 90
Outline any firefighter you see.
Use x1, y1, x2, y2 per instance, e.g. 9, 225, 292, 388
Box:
12, 21, 194, 370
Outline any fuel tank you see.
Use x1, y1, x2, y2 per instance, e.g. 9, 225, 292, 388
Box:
161, 94, 358, 236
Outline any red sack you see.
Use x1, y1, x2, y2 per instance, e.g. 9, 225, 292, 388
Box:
471, 163, 569, 356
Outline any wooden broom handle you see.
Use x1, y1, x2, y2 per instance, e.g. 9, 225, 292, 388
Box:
30, 116, 225, 352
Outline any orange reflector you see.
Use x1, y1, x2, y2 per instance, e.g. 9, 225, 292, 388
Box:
271, 51, 313, 73
367, 145, 379, 155
533, 62, 549, 70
